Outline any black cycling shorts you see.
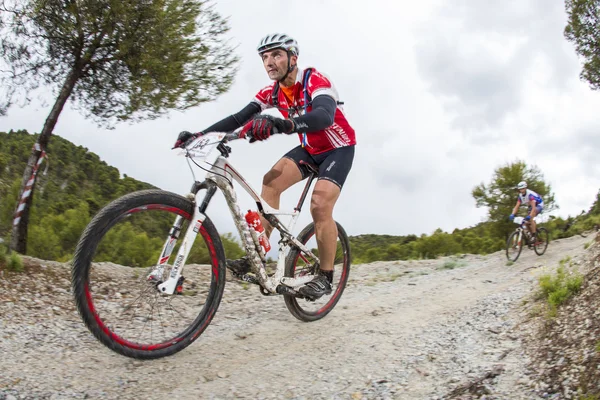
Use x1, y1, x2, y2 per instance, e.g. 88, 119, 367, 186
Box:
283, 145, 355, 189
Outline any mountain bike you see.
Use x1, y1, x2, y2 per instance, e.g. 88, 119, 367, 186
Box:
505, 216, 549, 262
71, 129, 351, 360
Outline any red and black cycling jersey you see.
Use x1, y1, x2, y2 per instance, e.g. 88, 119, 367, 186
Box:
201, 66, 356, 155
252, 67, 356, 155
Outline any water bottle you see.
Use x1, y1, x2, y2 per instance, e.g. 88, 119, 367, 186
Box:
245, 210, 271, 253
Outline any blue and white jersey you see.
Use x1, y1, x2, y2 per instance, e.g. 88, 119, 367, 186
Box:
518, 189, 543, 206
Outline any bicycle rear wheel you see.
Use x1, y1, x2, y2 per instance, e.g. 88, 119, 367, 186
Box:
284, 221, 351, 322
71, 189, 226, 359
506, 230, 523, 262
534, 228, 549, 256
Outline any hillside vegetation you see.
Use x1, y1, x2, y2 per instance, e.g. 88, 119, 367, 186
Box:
0, 130, 244, 263
1, 130, 599, 265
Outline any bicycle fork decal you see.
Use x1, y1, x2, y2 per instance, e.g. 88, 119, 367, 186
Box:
157, 215, 206, 295
148, 215, 184, 281
146, 238, 176, 281
169, 245, 187, 279
167, 218, 204, 278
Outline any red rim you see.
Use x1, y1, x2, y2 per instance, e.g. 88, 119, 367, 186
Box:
128, 204, 191, 219
84, 206, 219, 351
291, 231, 348, 315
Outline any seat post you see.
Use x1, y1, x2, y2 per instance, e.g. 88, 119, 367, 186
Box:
294, 173, 317, 212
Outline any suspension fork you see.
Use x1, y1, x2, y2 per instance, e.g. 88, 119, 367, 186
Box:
196, 181, 217, 214
150, 181, 217, 294
146, 215, 186, 281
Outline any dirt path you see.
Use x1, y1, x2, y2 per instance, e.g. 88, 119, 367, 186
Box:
0, 234, 591, 400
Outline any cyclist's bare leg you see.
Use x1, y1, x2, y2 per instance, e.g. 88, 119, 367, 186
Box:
530, 209, 539, 235
261, 157, 303, 237
310, 179, 341, 272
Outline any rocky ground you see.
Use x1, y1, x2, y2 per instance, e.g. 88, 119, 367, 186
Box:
0, 233, 598, 400
519, 236, 600, 400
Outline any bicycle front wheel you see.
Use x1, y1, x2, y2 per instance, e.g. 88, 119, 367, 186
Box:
506, 230, 523, 262
284, 221, 351, 322
71, 189, 226, 359
534, 228, 549, 256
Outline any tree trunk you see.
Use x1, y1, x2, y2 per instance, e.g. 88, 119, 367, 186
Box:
9, 68, 80, 253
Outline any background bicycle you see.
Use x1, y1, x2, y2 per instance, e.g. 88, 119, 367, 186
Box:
506, 216, 549, 262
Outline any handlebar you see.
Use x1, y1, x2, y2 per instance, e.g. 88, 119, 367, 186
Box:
176, 125, 284, 151
223, 127, 282, 143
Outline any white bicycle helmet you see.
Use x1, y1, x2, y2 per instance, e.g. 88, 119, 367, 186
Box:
257, 33, 299, 56
517, 181, 527, 190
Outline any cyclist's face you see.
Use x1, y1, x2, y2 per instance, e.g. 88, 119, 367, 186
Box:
519, 188, 527, 195
261, 49, 295, 81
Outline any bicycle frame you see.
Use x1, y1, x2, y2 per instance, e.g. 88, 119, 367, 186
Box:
151, 132, 320, 295
510, 217, 535, 248
512, 226, 525, 246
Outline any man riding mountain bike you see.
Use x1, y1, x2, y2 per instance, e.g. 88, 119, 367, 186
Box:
174, 33, 356, 300
509, 181, 543, 241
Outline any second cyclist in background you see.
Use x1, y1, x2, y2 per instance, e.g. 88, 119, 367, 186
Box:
509, 181, 543, 241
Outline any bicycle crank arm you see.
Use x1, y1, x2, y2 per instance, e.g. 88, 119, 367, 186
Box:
279, 275, 315, 288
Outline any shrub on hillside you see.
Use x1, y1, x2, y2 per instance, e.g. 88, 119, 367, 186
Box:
537, 259, 583, 317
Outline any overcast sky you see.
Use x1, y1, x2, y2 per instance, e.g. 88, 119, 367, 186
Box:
1, 0, 599, 241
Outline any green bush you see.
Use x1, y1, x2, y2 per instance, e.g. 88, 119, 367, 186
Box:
220, 233, 246, 260
0, 244, 7, 267
7, 252, 24, 272
566, 275, 584, 293
578, 395, 599, 400
439, 259, 466, 270
560, 255, 572, 265
537, 265, 583, 316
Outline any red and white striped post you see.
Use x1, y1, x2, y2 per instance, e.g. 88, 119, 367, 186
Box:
12, 143, 48, 227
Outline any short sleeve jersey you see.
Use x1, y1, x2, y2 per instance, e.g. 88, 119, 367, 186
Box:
251, 67, 356, 155
518, 189, 543, 206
